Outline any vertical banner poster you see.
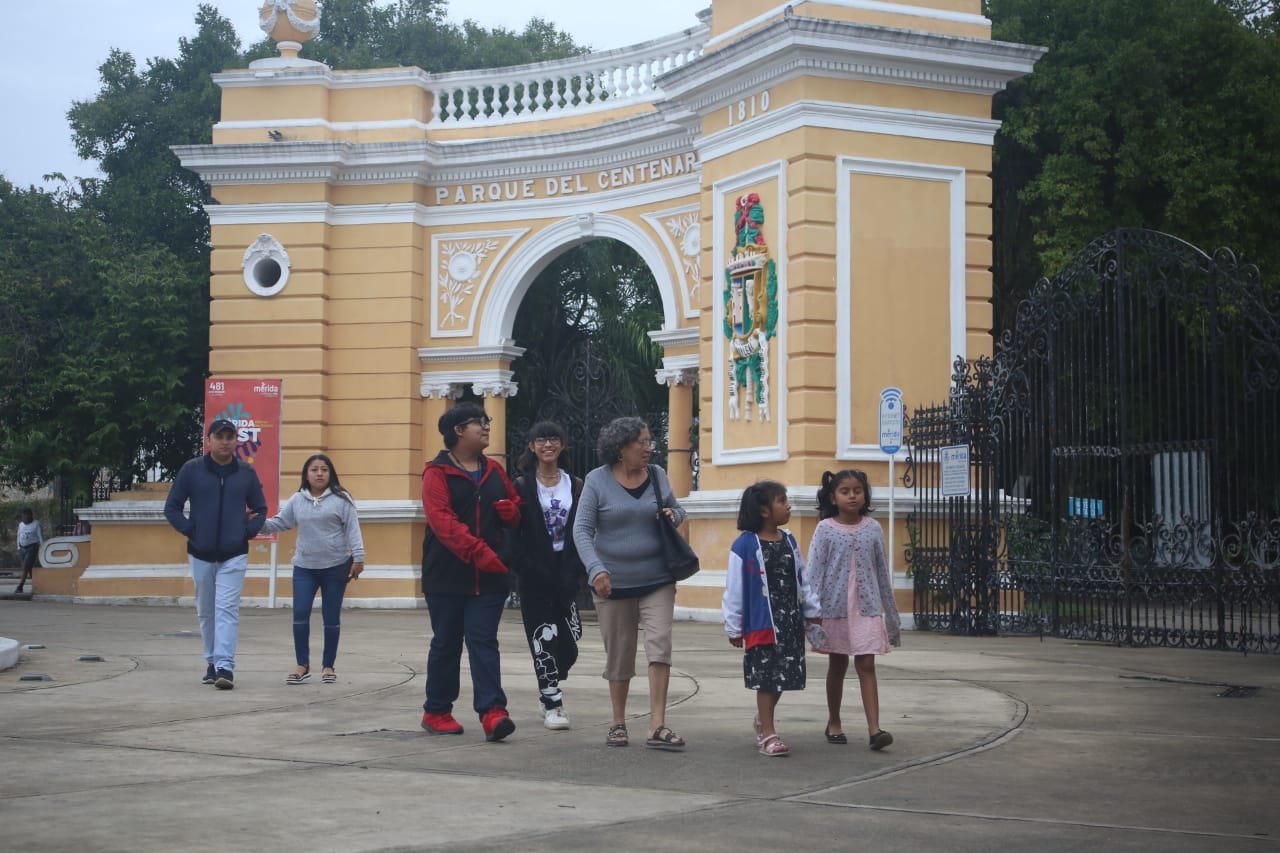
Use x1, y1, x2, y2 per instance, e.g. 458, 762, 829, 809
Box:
205, 378, 283, 540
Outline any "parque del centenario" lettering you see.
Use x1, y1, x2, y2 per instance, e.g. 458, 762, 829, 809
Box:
434, 153, 697, 206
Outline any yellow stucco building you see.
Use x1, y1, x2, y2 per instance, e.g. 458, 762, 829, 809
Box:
37, 0, 1042, 620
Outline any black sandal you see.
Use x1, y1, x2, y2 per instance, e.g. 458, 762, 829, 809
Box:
645, 725, 686, 750
605, 723, 629, 747
824, 725, 847, 744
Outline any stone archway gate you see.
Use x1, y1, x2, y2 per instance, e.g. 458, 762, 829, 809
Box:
66, 2, 1043, 614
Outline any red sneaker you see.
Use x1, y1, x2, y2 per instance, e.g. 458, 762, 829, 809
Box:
481, 707, 515, 742
421, 711, 464, 735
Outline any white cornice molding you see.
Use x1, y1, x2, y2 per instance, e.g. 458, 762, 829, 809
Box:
662, 16, 1044, 110
176, 114, 698, 187
214, 65, 433, 90
705, 0, 990, 52
649, 327, 700, 349
215, 118, 433, 134
697, 99, 1000, 163
419, 344, 527, 364
418, 369, 518, 399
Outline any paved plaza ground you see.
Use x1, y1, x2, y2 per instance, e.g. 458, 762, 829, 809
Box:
1, 598, 1278, 852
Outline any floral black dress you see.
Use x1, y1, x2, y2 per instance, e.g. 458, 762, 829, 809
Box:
743, 538, 807, 691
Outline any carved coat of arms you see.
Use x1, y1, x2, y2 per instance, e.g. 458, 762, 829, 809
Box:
723, 193, 778, 422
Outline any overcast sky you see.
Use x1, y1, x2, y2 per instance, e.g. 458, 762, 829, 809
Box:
0, 0, 703, 189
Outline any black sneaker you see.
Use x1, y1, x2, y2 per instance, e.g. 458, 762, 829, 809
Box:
202, 664, 216, 685
214, 669, 234, 690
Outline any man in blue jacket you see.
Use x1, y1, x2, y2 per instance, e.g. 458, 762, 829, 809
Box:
164, 419, 268, 689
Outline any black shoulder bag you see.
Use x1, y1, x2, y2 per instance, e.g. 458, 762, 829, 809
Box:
648, 464, 700, 581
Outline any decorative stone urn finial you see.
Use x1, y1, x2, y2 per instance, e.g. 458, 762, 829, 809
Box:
259, 0, 320, 61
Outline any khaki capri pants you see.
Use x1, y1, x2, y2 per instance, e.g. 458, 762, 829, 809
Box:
592, 582, 676, 680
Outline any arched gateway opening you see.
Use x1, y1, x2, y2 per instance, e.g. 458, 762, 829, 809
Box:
66, 2, 1041, 618
505, 237, 672, 480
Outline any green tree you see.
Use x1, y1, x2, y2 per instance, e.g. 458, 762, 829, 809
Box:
0, 179, 194, 494
988, 0, 1280, 331
58, 4, 247, 482
69, 4, 243, 258
305, 1, 582, 70
511, 240, 665, 412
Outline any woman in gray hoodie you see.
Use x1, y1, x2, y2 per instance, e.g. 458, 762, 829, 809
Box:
262, 454, 365, 685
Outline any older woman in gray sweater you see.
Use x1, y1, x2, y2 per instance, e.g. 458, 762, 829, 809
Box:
573, 416, 688, 750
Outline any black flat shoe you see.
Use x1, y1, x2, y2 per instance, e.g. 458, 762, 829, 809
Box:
824, 725, 847, 744
869, 730, 894, 751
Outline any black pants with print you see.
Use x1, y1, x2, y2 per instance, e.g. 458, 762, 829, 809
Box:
518, 586, 581, 710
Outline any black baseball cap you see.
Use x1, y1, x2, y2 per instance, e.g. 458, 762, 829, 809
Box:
207, 419, 237, 436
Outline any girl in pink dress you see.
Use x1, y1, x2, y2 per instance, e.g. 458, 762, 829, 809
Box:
806, 470, 901, 750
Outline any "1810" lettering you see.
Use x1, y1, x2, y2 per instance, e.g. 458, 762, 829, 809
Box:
727, 91, 771, 127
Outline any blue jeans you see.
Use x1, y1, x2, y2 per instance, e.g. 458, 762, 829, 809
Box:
423, 592, 508, 717
293, 560, 350, 669
190, 554, 248, 671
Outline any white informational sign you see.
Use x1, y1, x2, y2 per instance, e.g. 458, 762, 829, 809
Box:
878, 387, 903, 455
878, 387, 905, 578
941, 444, 971, 497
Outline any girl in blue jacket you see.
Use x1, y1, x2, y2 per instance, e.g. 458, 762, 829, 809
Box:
722, 480, 819, 756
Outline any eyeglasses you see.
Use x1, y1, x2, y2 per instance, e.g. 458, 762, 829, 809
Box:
533, 437, 562, 446
632, 439, 655, 449
462, 417, 492, 429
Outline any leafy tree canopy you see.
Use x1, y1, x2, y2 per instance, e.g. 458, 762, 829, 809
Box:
0, 179, 196, 490
988, 0, 1280, 329
299, 0, 584, 70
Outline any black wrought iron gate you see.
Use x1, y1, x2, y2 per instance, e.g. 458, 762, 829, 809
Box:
505, 340, 673, 477
906, 229, 1280, 653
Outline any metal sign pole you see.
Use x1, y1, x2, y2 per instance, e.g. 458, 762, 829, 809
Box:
268, 541, 279, 608
888, 457, 896, 570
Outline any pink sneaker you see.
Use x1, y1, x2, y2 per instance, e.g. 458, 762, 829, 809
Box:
421, 711, 464, 735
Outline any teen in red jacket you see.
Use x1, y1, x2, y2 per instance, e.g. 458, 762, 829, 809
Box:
419, 402, 521, 741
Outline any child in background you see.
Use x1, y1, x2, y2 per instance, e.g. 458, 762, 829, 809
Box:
807, 469, 901, 751
723, 481, 820, 756
15, 507, 43, 594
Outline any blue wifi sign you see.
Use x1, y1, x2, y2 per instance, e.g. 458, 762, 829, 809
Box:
879, 387, 903, 455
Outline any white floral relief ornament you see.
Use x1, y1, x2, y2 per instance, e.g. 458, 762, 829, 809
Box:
437, 240, 499, 328
664, 212, 701, 302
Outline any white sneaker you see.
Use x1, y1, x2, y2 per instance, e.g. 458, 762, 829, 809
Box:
543, 705, 571, 730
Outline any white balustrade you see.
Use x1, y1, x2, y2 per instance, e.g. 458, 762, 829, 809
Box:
428, 28, 706, 127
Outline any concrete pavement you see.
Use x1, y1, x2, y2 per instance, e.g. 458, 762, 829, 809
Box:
1, 600, 1277, 852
